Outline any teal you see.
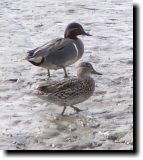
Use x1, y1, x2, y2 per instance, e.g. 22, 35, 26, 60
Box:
34, 62, 102, 115
26, 23, 91, 77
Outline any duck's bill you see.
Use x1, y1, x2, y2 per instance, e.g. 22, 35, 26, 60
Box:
83, 31, 92, 36
92, 70, 102, 75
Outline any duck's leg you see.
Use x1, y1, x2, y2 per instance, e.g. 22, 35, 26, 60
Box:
62, 67, 68, 78
70, 105, 83, 113
55, 64, 68, 78
47, 69, 51, 77
61, 106, 67, 115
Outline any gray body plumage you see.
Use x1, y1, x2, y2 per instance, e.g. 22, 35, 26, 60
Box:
26, 22, 91, 77
33, 38, 84, 70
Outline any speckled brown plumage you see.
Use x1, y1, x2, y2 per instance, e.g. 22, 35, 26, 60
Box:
34, 62, 102, 115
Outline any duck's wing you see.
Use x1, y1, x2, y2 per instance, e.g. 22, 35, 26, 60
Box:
36, 78, 80, 95
26, 38, 74, 59
49, 78, 88, 100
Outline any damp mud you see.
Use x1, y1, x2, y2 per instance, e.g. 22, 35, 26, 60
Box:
0, 0, 133, 150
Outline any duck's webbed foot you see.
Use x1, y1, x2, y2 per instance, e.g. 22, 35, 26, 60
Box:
70, 105, 84, 113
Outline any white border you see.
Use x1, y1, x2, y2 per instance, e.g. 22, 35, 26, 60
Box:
0, 0, 140, 159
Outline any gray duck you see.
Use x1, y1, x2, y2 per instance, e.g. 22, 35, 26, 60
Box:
26, 22, 91, 78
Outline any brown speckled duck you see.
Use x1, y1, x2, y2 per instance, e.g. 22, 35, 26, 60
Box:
34, 62, 102, 115
25, 22, 91, 77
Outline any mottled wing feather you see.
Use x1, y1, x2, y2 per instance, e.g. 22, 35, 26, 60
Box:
56, 79, 80, 90
50, 79, 86, 100
37, 78, 80, 94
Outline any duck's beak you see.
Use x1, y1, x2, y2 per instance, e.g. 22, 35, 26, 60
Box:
92, 69, 102, 75
82, 31, 92, 36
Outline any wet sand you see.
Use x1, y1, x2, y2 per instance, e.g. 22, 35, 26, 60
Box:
0, 0, 133, 150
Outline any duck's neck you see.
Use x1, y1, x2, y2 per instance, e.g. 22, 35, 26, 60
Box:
78, 75, 95, 91
77, 72, 92, 80
64, 30, 78, 39
64, 33, 77, 39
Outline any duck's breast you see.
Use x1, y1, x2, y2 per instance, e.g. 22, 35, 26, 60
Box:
74, 38, 84, 60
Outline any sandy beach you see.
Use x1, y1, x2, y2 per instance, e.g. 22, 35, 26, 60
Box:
0, 0, 133, 150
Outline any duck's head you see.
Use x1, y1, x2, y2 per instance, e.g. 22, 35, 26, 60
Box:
64, 22, 92, 39
77, 62, 102, 78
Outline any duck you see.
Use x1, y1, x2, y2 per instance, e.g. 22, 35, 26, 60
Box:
34, 62, 102, 115
25, 22, 91, 78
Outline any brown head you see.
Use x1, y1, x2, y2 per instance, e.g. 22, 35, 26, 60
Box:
64, 22, 92, 39
77, 62, 102, 78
